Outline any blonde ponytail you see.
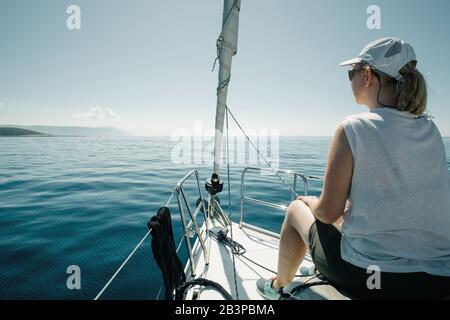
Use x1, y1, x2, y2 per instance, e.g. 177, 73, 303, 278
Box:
396, 61, 427, 115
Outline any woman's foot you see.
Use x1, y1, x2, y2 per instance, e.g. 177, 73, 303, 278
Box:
256, 277, 282, 300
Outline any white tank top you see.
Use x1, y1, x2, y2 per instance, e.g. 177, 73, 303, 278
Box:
341, 108, 450, 276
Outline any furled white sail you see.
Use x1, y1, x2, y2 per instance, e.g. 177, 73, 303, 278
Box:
213, 0, 241, 175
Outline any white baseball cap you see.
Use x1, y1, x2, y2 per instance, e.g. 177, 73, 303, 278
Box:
340, 37, 417, 81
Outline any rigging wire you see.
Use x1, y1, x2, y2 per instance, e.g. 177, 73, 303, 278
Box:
226, 109, 239, 300
225, 105, 300, 198
94, 191, 176, 300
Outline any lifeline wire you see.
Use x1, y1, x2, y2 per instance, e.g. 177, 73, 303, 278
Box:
94, 191, 175, 300
226, 108, 239, 300
226, 105, 300, 197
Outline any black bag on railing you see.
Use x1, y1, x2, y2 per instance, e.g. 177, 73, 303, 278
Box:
148, 206, 233, 300
148, 207, 186, 300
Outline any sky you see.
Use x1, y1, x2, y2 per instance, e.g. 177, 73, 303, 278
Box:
0, 0, 449, 136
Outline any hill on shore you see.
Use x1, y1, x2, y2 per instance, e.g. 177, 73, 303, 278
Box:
0, 125, 128, 137
0, 127, 50, 137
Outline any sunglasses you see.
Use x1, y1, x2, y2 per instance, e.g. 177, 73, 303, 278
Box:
348, 65, 396, 83
348, 67, 365, 82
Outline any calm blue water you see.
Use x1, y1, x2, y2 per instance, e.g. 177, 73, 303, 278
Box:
1, 137, 449, 299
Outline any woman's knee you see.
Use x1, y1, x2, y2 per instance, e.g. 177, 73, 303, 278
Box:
286, 200, 311, 222
285, 200, 315, 240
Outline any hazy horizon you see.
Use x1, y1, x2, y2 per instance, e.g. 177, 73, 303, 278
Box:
2, 123, 450, 138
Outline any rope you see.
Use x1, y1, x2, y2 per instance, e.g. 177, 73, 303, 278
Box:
211, 230, 311, 278
177, 279, 233, 300
279, 276, 331, 300
94, 191, 175, 300
218, 75, 231, 93
211, 0, 240, 72
211, 36, 223, 72
290, 279, 331, 296
211, 230, 246, 255
226, 106, 299, 197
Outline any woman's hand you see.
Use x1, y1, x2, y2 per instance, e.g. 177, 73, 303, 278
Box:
297, 195, 319, 208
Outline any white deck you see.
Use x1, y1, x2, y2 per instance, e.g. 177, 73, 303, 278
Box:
185, 220, 350, 300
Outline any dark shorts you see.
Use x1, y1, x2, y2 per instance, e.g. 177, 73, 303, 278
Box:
308, 220, 450, 300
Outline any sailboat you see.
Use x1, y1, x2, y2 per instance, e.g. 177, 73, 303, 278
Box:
158, 0, 350, 300
94, 0, 354, 301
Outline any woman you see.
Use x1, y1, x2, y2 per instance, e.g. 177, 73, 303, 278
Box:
257, 37, 450, 299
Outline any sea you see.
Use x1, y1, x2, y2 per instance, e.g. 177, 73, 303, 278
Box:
1, 137, 449, 299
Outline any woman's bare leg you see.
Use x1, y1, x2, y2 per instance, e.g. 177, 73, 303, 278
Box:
273, 200, 316, 290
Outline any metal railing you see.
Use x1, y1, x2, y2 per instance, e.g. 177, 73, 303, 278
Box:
174, 169, 209, 277
95, 169, 209, 300
239, 167, 322, 229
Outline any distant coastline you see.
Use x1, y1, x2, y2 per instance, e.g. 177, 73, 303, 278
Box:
0, 125, 129, 137
0, 127, 51, 137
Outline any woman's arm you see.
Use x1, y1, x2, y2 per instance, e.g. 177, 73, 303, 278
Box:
299, 124, 354, 224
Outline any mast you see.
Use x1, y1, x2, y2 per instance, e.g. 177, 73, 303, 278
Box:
213, 0, 241, 175
205, 0, 241, 221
